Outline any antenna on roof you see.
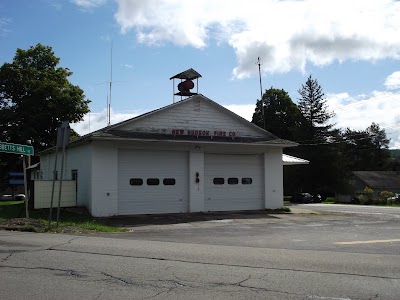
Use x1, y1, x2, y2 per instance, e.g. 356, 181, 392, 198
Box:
256, 57, 266, 130
104, 41, 127, 126
107, 40, 113, 126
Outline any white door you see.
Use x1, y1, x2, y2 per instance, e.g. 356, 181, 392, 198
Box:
204, 154, 264, 211
118, 149, 189, 215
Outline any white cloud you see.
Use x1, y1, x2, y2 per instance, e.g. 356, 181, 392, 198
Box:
121, 63, 133, 69
70, 108, 142, 135
326, 91, 400, 148
72, 0, 106, 9
222, 104, 255, 122
0, 17, 12, 37
114, 0, 400, 78
45, 0, 64, 10
385, 71, 400, 90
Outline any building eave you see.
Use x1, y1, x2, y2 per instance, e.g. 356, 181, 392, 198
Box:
282, 154, 310, 165
89, 135, 296, 148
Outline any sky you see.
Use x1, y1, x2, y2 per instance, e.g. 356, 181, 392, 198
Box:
1, 0, 400, 148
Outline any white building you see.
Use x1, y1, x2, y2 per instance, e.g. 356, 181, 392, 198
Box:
39, 94, 302, 217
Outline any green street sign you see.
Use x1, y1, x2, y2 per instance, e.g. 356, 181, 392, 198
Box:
0, 141, 34, 156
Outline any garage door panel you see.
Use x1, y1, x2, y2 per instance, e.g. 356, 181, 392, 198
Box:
118, 150, 188, 215
205, 154, 264, 211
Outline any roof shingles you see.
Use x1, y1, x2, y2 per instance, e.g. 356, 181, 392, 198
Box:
353, 171, 400, 189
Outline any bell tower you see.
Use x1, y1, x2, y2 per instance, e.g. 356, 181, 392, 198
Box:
170, 68, 202, 103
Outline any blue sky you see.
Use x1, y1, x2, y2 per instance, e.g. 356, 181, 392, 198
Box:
1, 0, 400, 148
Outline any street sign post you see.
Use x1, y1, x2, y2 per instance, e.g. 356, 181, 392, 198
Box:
0, 141, 34, 218
0, 141, 34, 156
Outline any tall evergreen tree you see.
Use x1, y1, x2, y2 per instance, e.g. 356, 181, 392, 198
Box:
297, 75, 334, 141
287, 75, 339, 198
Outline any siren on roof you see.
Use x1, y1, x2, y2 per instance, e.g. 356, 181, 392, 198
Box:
170, 68, 202, 102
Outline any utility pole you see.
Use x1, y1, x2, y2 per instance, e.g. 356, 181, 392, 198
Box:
108, 40, 113, 126
257, 57, 266, 130
22, 155, 29, 218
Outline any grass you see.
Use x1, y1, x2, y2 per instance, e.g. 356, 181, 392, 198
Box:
0, 201, 25, 218
0, 200, 25, 206
321, 197, 336, 204
320, 197, 400, 207
0, 201, 127, 233
364, 203, 400, 207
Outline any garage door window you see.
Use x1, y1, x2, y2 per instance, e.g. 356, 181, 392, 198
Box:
163, 178, 176, 185
242, 178, 252, 185
147, 178, 160, 185
213, 178, 224, 185
130, 178, 143, 186
228, 178, 239, 185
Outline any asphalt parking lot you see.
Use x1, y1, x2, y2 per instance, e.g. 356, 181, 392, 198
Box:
97, 204, 400, 255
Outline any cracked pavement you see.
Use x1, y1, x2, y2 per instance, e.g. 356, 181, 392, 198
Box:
0, 204, 399, 299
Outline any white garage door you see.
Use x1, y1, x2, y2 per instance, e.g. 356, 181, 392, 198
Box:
205, 154, 264, 211
118, 149, 189, 215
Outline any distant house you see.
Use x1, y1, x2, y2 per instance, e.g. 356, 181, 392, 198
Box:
351, 171, 400, 197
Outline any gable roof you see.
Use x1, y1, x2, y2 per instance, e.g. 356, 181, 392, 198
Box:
97, 94, 296, 145
107, 94, 275, 132
105, 94, 257, 131
353, 171, 400, 189
40, 94, 297, 155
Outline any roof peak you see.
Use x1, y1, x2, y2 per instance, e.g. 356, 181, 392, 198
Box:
170, 68, 202, 80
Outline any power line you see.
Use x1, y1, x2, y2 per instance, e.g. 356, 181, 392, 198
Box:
292, 125, 400, 146
329, 88, 400, 111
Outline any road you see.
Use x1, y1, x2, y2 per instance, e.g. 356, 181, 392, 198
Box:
0, 204, 399, 299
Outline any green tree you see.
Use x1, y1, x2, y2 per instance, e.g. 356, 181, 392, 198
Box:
287, 76, 340, 198
368, 123, 388, 145
0, 43, 90, 150
0, 44, 90, 190
252, 88, 305, 141
297, 75, 334, 141
339, 123, 391, 170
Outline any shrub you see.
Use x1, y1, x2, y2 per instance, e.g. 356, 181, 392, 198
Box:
364, 186, 374, 197
380, 191, 393, 200
371, 198, 386, 205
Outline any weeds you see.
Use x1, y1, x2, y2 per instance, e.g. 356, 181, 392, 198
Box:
0, 202, 126, 233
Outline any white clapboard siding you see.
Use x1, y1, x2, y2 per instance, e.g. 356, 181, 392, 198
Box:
204, 154, 264, 211
116, 96, 266, 138
40, 144, 92, 209
34, 180, 76, 209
